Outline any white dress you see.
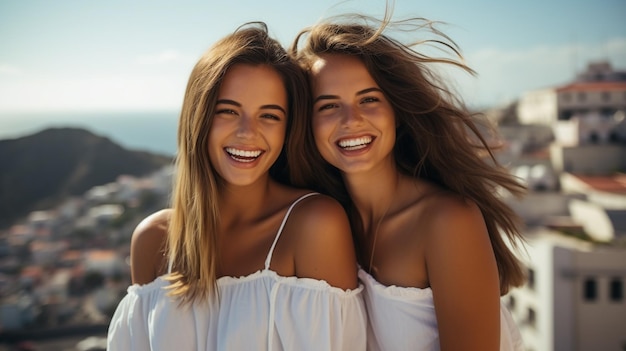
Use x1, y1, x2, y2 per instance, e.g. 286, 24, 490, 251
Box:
107, 193, 367, 351
359, 269, 524, 351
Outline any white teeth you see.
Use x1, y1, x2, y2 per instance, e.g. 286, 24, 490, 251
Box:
225, 147, 262, 162
338, 136, 372, 150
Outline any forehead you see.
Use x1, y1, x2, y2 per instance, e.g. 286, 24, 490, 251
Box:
310, 54, 377, 89
218, 63, 287, 102
311, 54, 364, 74
222, 63, 283, 87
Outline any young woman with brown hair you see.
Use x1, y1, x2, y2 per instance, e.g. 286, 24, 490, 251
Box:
291, 12, 526, 351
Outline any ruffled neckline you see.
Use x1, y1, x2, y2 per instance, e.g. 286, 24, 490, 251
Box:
127, 269, 363, 297
358, 268, 433, 300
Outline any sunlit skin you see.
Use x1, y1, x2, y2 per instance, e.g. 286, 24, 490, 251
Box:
311, 54, 396, 177
310, 54, 502, 350
208, 63, 287, 188
131, 63, 358, 291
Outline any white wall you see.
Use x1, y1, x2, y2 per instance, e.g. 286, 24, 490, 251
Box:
550, 144, 626, 175
517, 89, 558, 125
573, 249, 626, 351
510, 230, 626, 351
569, 199, 615, 241
503, 192, 582, 226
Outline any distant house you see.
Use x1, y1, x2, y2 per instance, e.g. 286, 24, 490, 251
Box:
0, 294, 37, 330
511, 163, 560, 192
75, 204, 124, 230
84, 249, 124, 277
30, 240, 68, 266
26, 210, 58, 232
20, 265, 44, 288
501, 163, 626, 350
85, 183, 120, 203
517, 61, 626, 128
560, 173, 626, 241
516, 62, 626, 175
56, 197, 85, 221
506, 229, 626, 351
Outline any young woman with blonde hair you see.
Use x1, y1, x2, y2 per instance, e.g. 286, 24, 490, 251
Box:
107, 22, 366, 351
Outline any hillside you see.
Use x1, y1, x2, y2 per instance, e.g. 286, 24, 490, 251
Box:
0, 127, 173, 229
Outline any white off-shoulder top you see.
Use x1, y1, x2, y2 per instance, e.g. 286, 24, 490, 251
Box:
107, 193, 367, 351
359, 269, 524, 351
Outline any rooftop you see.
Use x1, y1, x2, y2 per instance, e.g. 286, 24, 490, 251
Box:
556, 81, 626, 93
572, 173, 626, 194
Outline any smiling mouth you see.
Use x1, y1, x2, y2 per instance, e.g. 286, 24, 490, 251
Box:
224, 147, 263, 163
337, 136, 373, 151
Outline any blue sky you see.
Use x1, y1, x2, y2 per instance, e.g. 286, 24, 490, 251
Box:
0, 0, 624, 114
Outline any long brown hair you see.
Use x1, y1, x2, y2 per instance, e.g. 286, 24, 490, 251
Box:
291, 14, 527, 294
167, 22, 310, 303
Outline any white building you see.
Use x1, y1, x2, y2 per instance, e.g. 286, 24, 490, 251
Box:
84, 249, 125, 277
502, 171, 626, 350
498, 61, 626, 350
550, 143, 626, 176
506, 229, 626, 351
517, 61, 626, 127
500, 62, 626, 182
511, 163, 560, 192
559, 173, 626, 241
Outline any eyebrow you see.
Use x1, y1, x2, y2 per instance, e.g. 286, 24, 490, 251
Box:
313, 87, 383, 104
216, 99, 287, 114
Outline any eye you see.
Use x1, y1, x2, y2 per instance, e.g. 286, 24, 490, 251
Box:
360, 96, 379, 104
215, 108, 237, 116
317, 103, 338, 112
261, 113, 281, 121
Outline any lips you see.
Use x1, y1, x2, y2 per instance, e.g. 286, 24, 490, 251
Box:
224, 147, 263, 163
336, 135, 373, 151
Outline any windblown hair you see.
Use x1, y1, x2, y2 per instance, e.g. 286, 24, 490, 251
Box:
167, 22, 310, 304
291, 14, 527, 294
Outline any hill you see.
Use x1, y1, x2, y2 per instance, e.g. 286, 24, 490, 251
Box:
0, 127, 173, 229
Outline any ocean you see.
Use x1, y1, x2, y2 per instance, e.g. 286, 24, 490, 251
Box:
0, 111, 179, 157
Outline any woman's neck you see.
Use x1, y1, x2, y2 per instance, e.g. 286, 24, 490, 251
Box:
342, 160, 400, 227
219, 175, 275, 225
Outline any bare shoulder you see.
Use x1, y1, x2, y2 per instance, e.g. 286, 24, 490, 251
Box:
419, 193, 495, 265
288, 193, 349, 229
419, 193, 487, 244
130, 209, 171, 285
132, 209, 171, 248
288, 193, 352, 246
420, 193, 501, 349
285, 193, 358, 290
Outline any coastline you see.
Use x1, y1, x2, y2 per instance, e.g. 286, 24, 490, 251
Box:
0, 111, 179, 157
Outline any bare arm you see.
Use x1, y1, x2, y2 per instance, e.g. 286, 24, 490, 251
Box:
289, 195, 358, 290
425, 198, 501, 351
130, 209, 170, 285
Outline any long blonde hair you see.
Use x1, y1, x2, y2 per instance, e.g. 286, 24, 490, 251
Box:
167, 23, 310, 303
291, 14, 527, 294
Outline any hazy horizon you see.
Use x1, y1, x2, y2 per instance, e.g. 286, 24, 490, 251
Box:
1, 0, 625, 116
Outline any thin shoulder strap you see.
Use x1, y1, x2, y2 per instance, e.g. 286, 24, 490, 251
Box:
264, 192, 319, 270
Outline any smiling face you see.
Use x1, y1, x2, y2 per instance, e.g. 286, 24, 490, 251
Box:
208, 63, 288, 187
310, 54, 396, 176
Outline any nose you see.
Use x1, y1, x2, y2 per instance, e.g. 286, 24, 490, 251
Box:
341, 105, 364, 127
235, 115, 257, 139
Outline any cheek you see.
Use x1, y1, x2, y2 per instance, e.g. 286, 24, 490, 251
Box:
370, 107, 396, 132
267, 125, 287, 149
207, 121, 226, 159
312, 115, 331, 139
312, 121, 338, 165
